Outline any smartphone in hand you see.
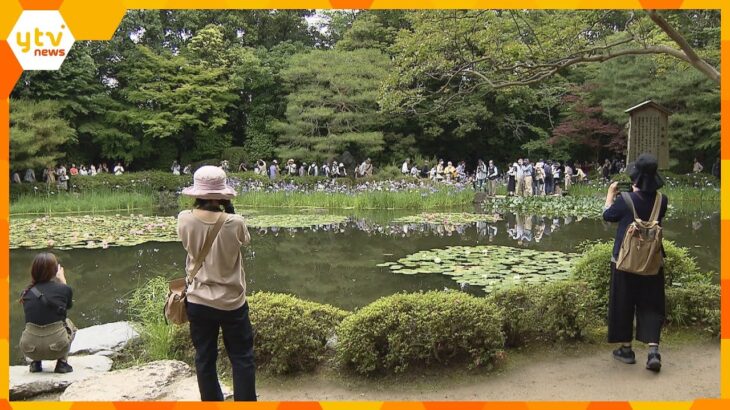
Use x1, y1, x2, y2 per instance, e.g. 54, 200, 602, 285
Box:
616, 182, 633, 192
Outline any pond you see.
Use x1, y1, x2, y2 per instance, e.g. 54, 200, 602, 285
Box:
8, 208, 720, 364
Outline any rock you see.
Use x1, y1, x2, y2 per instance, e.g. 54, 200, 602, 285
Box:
70, 321, 139, 355
60, 360, 191, 401
162, 375, 233, 401
326, 334, 338, 350
9, 355, 112, 400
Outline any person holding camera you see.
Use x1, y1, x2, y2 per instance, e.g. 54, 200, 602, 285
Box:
178, 165, 256, 401
603, 153, 668, 372
18, 252, 76, 374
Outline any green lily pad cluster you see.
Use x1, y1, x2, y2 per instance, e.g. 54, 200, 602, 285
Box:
11, 213, 352, 249
11, 215, 179, 250
392, 212, 500, 225
378, 245, 578, 292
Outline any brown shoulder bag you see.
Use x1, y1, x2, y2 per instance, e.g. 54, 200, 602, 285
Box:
615, 192, 664, 275
164, 212, 227, 324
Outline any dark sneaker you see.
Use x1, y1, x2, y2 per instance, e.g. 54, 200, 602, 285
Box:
646, 352, 662, 372
29, 361, 42, 373
54, 360, 73, 374
612, 347, 636, 364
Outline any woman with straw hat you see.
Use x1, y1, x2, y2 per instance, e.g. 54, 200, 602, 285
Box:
178, 165, 256, 401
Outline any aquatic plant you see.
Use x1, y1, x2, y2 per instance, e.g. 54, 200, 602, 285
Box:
480, 196, 604, 218
10, 213, 352, 249
380, 245, 578, 292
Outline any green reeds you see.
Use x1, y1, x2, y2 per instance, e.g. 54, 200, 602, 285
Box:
10, 191, 155, 216
227, 189, 475, 210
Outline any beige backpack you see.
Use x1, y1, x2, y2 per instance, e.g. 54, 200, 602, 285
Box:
615, 192, 664, 275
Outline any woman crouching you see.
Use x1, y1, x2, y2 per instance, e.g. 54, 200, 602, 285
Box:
18, 252, 76, 373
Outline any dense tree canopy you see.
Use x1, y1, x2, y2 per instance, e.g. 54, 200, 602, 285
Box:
273, 49, 390, 162
9, 9, 720, 173
10, 100, 76, 170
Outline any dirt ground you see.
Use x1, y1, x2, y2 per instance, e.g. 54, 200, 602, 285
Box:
31, 332, 719, 402
257, 338, 720, 401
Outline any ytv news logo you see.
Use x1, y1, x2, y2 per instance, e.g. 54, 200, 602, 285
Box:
9, 11, 75, 70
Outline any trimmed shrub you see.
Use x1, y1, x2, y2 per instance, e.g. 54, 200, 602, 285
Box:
572, 241, 709, 314
170, 292, 348, 375
247, 292, 348, 374
488, 285, 537, 347
533, 280, 600, 342
489, 280, 600, 346
666, 282, 720, 336
336, 291, 504, 375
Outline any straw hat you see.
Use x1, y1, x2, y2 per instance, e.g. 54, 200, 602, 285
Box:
181, 166, 236, 200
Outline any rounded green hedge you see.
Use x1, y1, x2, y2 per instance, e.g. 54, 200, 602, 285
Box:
572, 241, 710, 314
170, 292, 348, 375
488, 280, 600, 347
666, 283, 720, 336
336, 291, 504, 375
248, 292, 348, 374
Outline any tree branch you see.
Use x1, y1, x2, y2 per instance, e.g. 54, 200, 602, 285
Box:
646, 9, 720, 83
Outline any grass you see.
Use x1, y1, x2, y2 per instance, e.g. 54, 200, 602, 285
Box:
10, 190, 155, 216
568, 181, 720, 202
125, 276, 182, 365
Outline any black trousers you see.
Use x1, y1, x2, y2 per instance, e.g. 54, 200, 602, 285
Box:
186, 301, 257, 401
607, 263, 665, 344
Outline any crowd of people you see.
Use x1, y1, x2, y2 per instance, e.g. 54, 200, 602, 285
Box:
398, 157, 590, 197
12, 162, 128, 191
233, 158, 372, 180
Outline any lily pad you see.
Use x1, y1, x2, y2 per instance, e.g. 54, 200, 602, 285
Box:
11, 215, 179, 250
381, 245, 578, 293
11, 213, 349, 249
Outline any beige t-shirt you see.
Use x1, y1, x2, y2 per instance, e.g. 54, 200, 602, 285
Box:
177, 209, 250, 311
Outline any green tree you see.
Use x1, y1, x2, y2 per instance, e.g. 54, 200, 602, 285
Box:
10, 100, 77, 170
582, 56, 719, 168
382, 10, 719, 115
273, 49, 390, 162
114, 44, 237, 165
336, 10, 409, 53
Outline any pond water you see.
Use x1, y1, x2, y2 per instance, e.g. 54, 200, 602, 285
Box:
8, 208, 720, 364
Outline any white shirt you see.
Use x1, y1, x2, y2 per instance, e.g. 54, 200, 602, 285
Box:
402, 162, 409, 174
114, 165, 124, 175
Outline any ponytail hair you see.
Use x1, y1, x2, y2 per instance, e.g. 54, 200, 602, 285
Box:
19, 252, 58, 303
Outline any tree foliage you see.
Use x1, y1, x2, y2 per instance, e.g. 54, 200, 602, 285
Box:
9, 9, 720, 171
10, 99, 76, 170
272, 49, 390, 162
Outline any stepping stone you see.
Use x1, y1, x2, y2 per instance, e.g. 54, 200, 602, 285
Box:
69, 321, 139, 355
9, 355, 112, 400
60, 360, 192, 401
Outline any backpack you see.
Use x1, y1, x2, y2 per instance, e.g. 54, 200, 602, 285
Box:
616, 192, 664, 275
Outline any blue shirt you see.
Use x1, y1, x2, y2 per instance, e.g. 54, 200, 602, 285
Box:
602, 191, 668, 260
